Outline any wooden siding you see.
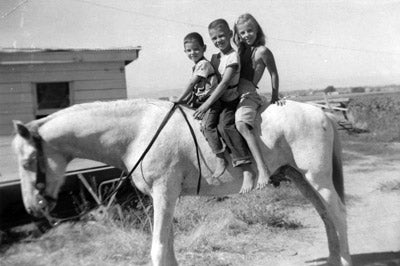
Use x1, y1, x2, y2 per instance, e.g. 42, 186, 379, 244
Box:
0, 61, 128, 135
0, 62, 125, 83
0, 82, 34, 135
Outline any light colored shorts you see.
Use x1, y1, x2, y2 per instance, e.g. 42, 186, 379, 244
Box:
235, 79, 265, 128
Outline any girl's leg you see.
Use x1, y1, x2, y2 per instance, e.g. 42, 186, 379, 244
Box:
236, 95, 270, 190
236, 121, 270, 190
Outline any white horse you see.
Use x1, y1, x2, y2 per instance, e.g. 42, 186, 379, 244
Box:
12, 99, 351, 266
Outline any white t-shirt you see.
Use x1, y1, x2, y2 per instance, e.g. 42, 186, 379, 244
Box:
192, 59, 218, 99
211, 49, 240, 102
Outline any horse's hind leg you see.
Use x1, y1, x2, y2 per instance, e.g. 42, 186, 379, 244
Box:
283, 166, 351, 266
150, 184, 180, 266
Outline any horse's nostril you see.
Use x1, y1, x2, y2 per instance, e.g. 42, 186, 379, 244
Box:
27, 208, 33, 215
38, 198, 46, 208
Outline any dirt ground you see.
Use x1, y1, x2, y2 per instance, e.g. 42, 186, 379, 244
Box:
241, 141, 400, 266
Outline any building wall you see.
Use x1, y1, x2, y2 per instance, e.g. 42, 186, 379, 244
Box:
0, 61, 127, 135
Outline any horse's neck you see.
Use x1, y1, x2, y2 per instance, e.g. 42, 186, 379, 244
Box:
40, 101, 153, 168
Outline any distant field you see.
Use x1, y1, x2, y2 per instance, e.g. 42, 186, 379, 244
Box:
345, 91, 400, 142
282, 90, 399, 103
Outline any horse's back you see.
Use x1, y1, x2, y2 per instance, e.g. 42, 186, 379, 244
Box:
260, 100, 335, 173
261, 100, 332, 141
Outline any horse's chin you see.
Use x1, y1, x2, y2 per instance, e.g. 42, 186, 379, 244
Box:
26, 205, 45, 218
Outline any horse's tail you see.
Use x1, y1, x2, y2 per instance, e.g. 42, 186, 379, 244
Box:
326, 113, 345, 204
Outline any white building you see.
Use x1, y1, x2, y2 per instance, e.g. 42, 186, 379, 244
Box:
0, 47, 140, 135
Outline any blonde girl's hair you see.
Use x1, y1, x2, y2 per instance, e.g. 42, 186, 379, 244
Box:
233, 13, 266, 55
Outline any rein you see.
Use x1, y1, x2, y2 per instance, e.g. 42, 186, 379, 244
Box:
33, 103, 203, 226
103, 103, 203, 203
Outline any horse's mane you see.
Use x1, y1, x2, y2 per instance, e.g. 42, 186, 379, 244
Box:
26, 98, 173, 132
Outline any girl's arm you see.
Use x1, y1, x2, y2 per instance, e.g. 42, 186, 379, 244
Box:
193, 65, 237, 119
261, 48, 283, 105
172, 75, 201, 103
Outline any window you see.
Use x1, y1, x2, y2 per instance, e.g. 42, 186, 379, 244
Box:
35, 82, 71, 118
36, 82, 70, 109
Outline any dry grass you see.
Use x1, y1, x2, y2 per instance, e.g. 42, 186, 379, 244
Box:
0, 182, 307, 266
1, 221, 150, 266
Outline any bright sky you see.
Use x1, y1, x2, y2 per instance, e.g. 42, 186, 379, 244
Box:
1, 0, 399, 98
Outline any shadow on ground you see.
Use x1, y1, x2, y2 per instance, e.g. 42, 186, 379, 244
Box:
306, 251, 400, 266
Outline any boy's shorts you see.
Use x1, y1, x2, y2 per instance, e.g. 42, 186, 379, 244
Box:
235, 79, 265, 128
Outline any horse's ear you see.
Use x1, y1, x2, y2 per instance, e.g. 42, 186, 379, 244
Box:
13, 120, 31, 139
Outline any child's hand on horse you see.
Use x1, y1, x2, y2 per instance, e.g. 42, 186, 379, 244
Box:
193, 103, 209, 120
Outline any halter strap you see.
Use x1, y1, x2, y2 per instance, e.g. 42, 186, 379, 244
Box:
31, 133, 47, 193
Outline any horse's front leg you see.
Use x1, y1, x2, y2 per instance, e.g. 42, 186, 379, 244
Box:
150, 181, 181, 266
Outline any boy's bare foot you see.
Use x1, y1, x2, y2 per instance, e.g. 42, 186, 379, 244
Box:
209, 178, 222, 186
239, 166, 255, 194
212, 154, 227, 178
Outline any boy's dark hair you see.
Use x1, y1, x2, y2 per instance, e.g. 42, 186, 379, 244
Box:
208, 19, 230, 31
183, 32, 205, 47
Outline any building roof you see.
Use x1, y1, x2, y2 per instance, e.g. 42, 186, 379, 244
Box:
0, 46, 141, 53
0, 46, 141, 65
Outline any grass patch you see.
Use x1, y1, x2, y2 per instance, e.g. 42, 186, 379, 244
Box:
2, 182, 309, 265
175, 182, 306, 233
1, 221, 151, 266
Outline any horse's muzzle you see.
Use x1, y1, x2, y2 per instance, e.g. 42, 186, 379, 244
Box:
30, 194, 58, 222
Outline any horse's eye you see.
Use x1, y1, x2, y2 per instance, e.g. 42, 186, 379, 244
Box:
22, 160, 32, 169
23, 154, 37, 170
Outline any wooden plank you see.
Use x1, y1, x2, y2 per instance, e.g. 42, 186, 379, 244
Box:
0, 93, 33, 103
0, 127, 14, 136
74, 88, 127, 101
0, 103, 33, 114
0, 83, 31, 94
74, 79, 126, 91
0, 101, 33, 111
0, 62, 123, 74
0, 69, 125, 83
0, 113, 34, 125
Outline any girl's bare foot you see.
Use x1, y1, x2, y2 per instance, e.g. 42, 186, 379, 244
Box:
256, 168, 270, 190
256, 175, 269, 190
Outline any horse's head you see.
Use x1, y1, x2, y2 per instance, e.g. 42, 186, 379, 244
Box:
12, 120, 68, 219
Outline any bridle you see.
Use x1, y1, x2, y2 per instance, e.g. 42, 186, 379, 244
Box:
29, 103, 202, 226
31, 133, 47, 194
30, 131, 60, 225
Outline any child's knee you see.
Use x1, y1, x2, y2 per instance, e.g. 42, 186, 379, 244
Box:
236, 121, 252, 133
